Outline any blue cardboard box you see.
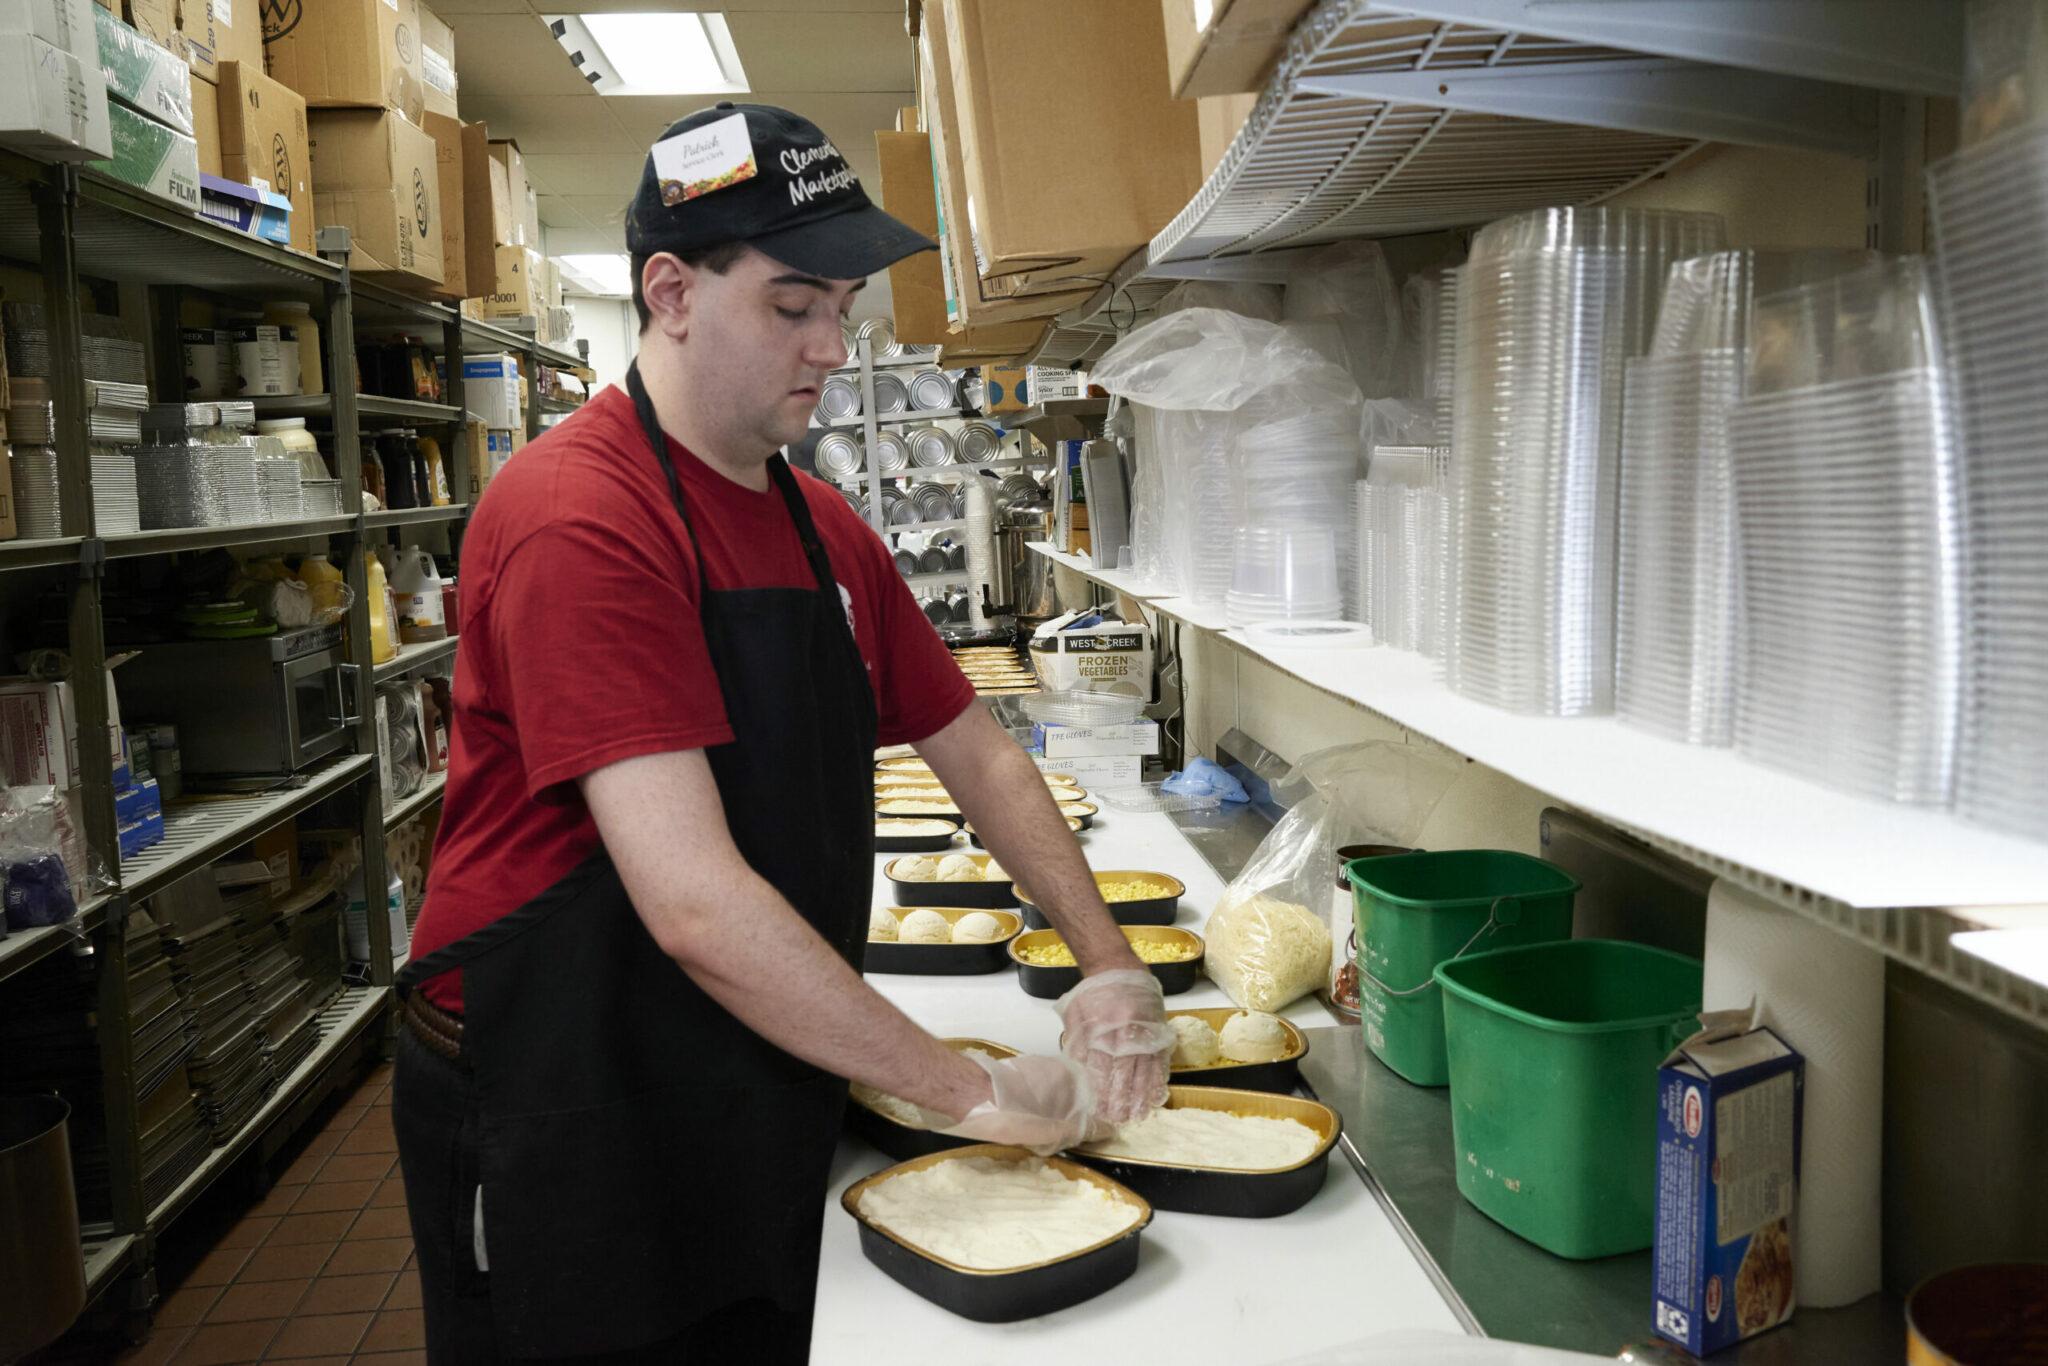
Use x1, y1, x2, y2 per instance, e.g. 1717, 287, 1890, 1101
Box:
1653, 1017, 1804, 1356
197, 174, 292, 246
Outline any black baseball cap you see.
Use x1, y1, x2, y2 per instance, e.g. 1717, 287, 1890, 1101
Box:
625, 102, 934, 280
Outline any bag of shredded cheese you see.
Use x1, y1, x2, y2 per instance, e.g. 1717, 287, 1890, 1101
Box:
1203, 800, 1334, 1011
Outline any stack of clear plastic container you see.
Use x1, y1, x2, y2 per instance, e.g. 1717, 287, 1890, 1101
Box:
1726, 257, 1962, 805
1432, 268, 1462, 673
1236, 409, 1360, 616
1615, 249, 1877, 746
1930, 113, 2048, 838
1226, 525, 1341, 625
1449, 206, 1726, 716
1356, 447, 1438, 651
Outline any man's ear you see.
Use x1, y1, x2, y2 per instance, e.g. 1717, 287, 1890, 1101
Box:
640, 253, 697, 341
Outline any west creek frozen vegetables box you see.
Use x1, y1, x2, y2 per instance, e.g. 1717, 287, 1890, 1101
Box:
1653, 1021, 1805, 1357
1028, 613, 1154, 698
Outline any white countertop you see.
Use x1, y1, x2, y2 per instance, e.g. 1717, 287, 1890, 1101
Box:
810, 803, 1462, 1364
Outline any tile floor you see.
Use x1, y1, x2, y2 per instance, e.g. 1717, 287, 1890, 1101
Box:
111, 1061, 426, 1365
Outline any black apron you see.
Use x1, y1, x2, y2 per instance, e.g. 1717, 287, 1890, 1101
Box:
397, 363, 878, 1360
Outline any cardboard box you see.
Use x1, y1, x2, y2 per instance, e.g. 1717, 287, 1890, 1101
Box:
1031, 720, 1160, 759
477, 243, 536, 318
1198, 90, 1255, 178
1028, 365, 1084, 400
1161, 0, 1309, 98
198, 170, 288, 241
943, 0, 1200, 292
520, 185, 540, 255
119, 0, 172, 55
0, 0, 95, 56
0, 31, 111, 159
93, 4, 192, 133
1654, 1019, 1804, 1357
0, 445, 14, 538
0, 679, 76, 788
460, 418, 519, 496
486, 138, 529, 245
894, 104, 917, 132
875, 131, 949, 344
308, 108, 443, 288
217, 61, 313, 254
91, 99, 199, 207
266, 0, 427, 122
419, 1, 456, 119
981, 363, 1028, 413
1028, 616, 1155, 698
188, 68, 217, 172
422, 111, 465, 297
459, 119, 502, 291
540, 255, 560, 310
461, 352, 521, 428
167, 0, 262, 88
1031, 753, 1144, 788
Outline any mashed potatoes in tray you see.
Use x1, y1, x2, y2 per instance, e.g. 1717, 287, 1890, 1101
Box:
857, 1155, 1142, 1271
1081, 1106, 1321, 1171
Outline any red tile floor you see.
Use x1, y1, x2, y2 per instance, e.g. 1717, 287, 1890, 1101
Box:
37, 1059, 425, 1365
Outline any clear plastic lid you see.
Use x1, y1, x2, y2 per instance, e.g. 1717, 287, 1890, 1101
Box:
1021, 689, 1147, 728
1650, 249, 1882, 359
1747, 256, 1944, 396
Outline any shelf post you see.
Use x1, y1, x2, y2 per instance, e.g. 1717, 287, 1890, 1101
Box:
857, 338, 885, 536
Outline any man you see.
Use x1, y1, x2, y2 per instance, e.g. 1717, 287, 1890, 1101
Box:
392, 102, 1174, 1364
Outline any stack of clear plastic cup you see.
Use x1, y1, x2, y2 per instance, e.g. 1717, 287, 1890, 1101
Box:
1431, 268, 1461, 674
1727, 257, 1962, 806
1449, 206, 1726, 716
1227, 524, 1342, 625
1930, 121, 2048, 837
1357, 447, 1436, 651
1615, 249, 1879, 747
1239, 410, 1361, 617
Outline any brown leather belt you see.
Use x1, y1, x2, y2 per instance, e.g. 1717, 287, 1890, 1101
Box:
400, 988, 466, 1061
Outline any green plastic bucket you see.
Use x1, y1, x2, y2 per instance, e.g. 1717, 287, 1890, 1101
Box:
1435, 939, 1703, 1260
1348, 850, 1578, 1086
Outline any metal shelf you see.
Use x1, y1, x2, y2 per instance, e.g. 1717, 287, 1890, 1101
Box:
364, 504, 468, 530
384, 771, 447, 831
82, 1232, 138, 1301
1002, 398, 1108, 440
828, 354, 941, 376
100, 518, 357, 561
246, 394, 462, 428
816, 407, 966, 430
539, 395, 582, 415
535, 341, 584, 370
904, 570, 969, 584
459, 317, 533, 356
148, 984, 389, 1232
1027, 540, 2048, 1032
373, 634, 459, 683
890, 518, 965, 534
351, 280, 457, 335
0, 894, 109, 989
120, 755, 377, 903
824, 457, 1047, 488
0, 536, 86, 571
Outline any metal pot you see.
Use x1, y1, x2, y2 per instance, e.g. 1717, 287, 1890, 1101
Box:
1003, 505, 1057, 625
0, 1094, 86, 1361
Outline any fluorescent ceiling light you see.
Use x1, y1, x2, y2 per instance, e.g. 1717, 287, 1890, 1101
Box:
544, 12, 750, 96
557, 253, 634, 297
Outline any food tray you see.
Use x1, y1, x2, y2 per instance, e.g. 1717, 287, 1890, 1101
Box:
885, 854, 1018, 908
1163, 1007, 1309, 1094
874, 819, 964, 854
865, 907, 1023, 975
875, 798, 964, 821
967, 815, 1082, 848
875, 757, 934, 775
845, 1038, 1019, 1161
1008, 926, 1205, 999
1059, 801, 1099, 831
840, 1144, 1152, 1322
1068, 1086, 1339, 1219
1017, 871, 1185, 930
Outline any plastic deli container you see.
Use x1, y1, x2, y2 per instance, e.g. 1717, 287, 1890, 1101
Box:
1348, 850, 1577, 1085
1435, 939, 1703, 1259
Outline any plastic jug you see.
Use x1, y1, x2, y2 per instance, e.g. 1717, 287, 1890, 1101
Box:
366, 551, 399, 663
391, 547, 448, 644
264, 301, 323, 394
418, 434, 451, 506
295, 552, 349, 622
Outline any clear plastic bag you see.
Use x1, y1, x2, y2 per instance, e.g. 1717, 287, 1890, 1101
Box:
0, 785, 86, 930
1283, 239, 1404, 400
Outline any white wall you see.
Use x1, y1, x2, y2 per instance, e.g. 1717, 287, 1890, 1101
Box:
567, 293, 636, 394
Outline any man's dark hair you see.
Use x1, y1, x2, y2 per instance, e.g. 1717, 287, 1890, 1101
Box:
632, 242, 750, 332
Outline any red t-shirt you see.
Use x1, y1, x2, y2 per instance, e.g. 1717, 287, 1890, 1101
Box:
409, 385, 976, 1012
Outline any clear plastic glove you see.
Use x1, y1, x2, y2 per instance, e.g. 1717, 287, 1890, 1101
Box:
935, 1051, 1097, 1156
1055, 969, 1175, 1125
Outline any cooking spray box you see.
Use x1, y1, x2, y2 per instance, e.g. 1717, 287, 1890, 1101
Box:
1653, 1012, 1804, 1356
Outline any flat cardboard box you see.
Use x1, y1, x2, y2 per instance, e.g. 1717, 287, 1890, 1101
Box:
458, 119, 501, 293
1031, 720, 1161, 758
943, 0, 1200, 291
487, 138, 527, 247
91, 98, 199, 207
118, 0, 171, 55
419, 1, 456, 119
267, 0, 427, 122
171, 0, 262, 87
874, 130, 948, 344
198, 171, 288, 242
422, 112, 465, 297
1198, 90, 1255, 178
1161, 0, 1308, 97
308, 108, 443, 289
188, 68, 217, 173
0, 30, 112, 159
0, 0, 95, 56
93, 4, 192, 134
477, 244, 535, 319
1031, 753, 1143, 788
217, 61, 313, 254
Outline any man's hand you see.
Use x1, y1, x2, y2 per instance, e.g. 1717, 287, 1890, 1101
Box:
1055, 970, 1173, 1125
934, 1052, 1098, 1155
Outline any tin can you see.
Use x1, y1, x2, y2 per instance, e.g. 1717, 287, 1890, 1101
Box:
817, 432, 865, 480
908, 368, 957, 412
856, 316, 900, 359
818, 376, 862, 421
906, 426, 954, 468
956, 421, 1003, 464
872, 373, 911, 415
873, 431, 910, 474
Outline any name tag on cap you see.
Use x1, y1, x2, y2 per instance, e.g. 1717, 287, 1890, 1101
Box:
650, 111, 758, 205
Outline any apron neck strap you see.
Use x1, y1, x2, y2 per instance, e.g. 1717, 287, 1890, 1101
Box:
625, 360, 836, 600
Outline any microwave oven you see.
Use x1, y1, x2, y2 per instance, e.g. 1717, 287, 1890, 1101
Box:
116, 623, 357, 778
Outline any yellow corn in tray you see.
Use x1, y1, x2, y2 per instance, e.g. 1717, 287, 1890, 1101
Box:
1017, 938, 1196, 967
1097, 877, 1170, 903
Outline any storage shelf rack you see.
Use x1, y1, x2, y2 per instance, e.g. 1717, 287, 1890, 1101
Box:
0, 143, 498, 1333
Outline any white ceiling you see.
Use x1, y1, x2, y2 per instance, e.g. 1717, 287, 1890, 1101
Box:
444, 0, 914, 312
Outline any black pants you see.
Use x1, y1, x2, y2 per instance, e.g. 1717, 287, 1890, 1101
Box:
392, 1025, 815, 1364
